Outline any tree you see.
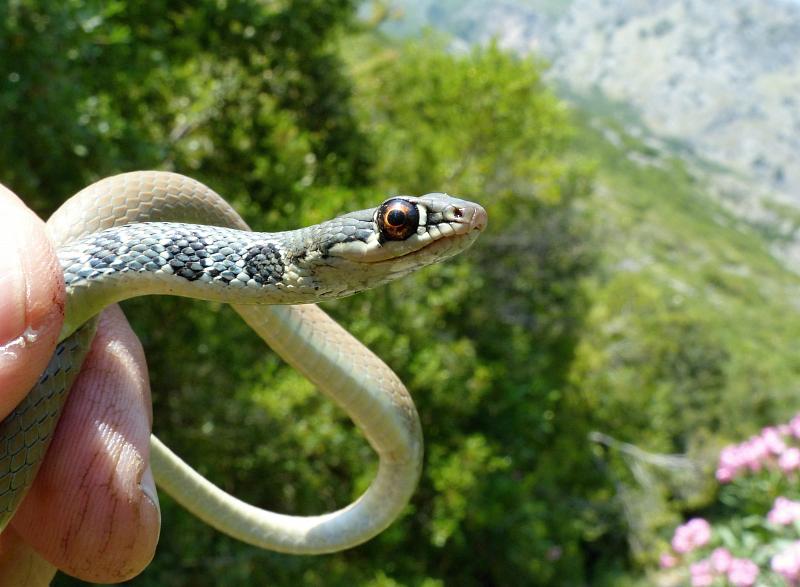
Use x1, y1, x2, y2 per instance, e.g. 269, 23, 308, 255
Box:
3, 3, 600, 583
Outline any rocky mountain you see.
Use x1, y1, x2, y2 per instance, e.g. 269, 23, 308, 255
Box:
385, 0, 800, 267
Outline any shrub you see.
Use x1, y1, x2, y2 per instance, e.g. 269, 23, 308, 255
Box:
660, 413, 800, 586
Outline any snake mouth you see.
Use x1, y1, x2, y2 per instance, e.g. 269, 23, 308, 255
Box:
411, 201, 487, 256
465, 204, 488, 232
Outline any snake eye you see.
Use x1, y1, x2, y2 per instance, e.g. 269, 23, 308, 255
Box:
376, 198, 419, 241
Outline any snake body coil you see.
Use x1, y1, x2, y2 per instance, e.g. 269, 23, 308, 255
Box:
0, 171, 486, 556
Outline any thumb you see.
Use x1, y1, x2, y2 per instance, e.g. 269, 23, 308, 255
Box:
0, 184, 64, 419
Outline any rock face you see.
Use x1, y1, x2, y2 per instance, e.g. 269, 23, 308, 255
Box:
389, 0, 800, 243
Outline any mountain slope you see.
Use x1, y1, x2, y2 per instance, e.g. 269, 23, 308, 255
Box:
386, 0, 800, 268
570, 106, 800, 437
379, 0, 800, 430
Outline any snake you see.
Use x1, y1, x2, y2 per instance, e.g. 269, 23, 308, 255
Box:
0, 171, 486, 557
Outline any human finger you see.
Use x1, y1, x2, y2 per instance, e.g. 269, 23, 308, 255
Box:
12, 306, 160, 582
0, 184, 64, 419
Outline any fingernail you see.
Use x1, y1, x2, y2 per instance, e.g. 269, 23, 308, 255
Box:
140, 464, 161, 523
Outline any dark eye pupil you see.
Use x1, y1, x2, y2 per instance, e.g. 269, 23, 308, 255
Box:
387, 209, 406, 226
376, 198, 419, 241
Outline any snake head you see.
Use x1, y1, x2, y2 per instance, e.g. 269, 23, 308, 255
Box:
299, 193, 487, 297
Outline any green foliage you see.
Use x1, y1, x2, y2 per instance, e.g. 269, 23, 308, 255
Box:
18, 2, 798, 585
4, 3, 598, 584
336, 37, 600, 585
655, 420, 800, 586
0, 0, 365, 218
570, 108, 800, 444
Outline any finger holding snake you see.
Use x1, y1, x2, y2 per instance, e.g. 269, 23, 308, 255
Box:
10, 306, 160, 582
0, 187, 160, 583
0, 185, 64, 413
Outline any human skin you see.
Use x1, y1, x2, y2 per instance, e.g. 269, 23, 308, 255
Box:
0, 185, 160, 583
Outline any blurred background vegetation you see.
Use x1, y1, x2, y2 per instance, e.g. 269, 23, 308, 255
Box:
2, 1, 800, 585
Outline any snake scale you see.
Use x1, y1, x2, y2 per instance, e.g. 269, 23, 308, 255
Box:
0, 171, 486, 557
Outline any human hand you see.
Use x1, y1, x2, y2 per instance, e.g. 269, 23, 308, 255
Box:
0, 185, 160, 583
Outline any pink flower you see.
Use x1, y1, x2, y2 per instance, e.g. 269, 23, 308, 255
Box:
790, 414, 800, 438
719, 444, 745, 468
779, 447, 800, 473
717, 444, 744, 482
690, 559, 714, 587
710, 547, 733, 573
772, 541, 800, 583
715, 466, 735, 483
762, 426, 787, 454
743, 437, 768, 471
659, 553, 678, 569
768, 496, 800, 525
714, 467, 739, 483
672, 518, 712, 554
727, 557, 759, 587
